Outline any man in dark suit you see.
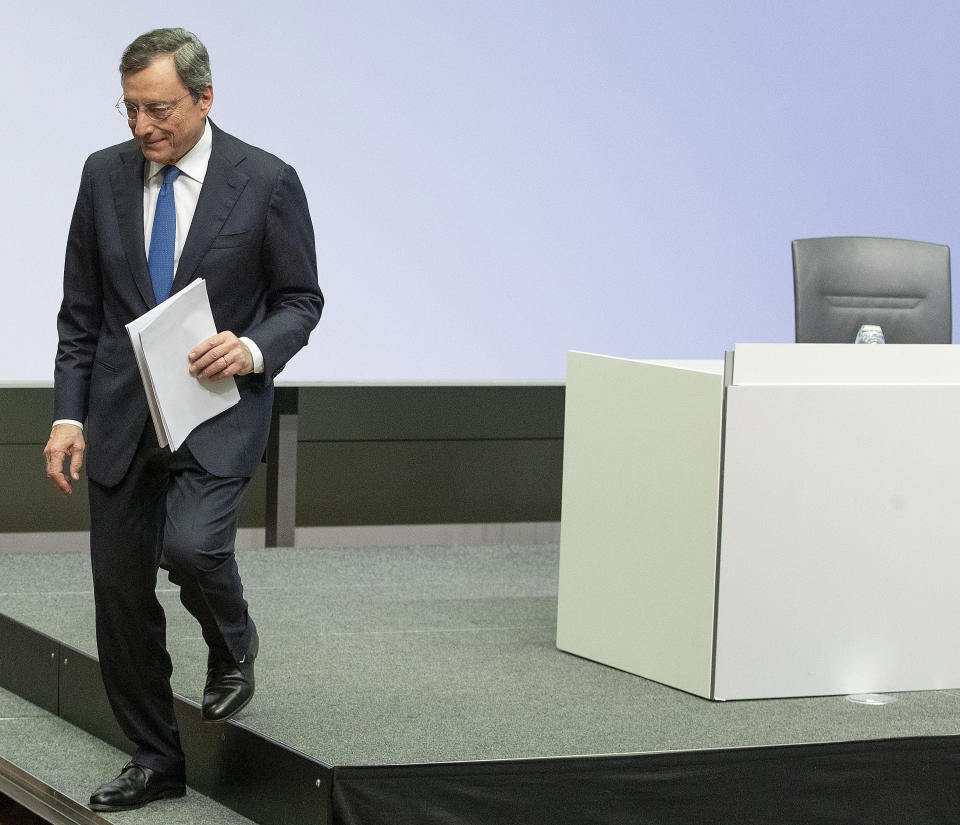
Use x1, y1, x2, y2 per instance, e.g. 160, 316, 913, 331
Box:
42, 28, 323, 812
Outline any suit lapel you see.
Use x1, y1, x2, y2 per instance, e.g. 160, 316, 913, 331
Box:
109, 144, 155, 308
172, 124, 250, 294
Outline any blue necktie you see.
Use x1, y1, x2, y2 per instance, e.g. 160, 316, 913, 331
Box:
148, 165, 181, 303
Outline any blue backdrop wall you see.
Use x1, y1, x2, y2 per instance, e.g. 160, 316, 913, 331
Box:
5, 0, 959, 382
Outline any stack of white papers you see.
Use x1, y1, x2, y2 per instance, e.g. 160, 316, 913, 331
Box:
126, 279, 240, 450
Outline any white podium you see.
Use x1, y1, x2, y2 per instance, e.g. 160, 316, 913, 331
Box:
556, 344, 960, 700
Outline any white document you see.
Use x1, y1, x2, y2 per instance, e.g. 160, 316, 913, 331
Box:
126, 279, 240, 450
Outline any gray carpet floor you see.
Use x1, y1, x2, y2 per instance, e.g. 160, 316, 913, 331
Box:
0, 686, 256, 824
3, 542, 960, 774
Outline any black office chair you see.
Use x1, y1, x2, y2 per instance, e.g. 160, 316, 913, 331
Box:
792, 236, 952, 343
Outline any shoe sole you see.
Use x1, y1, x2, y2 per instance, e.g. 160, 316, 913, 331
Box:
89, 787, 186, 812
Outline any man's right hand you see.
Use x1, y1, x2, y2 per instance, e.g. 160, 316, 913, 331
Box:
44, 423, 85, 496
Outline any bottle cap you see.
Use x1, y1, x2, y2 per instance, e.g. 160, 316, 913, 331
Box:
855, 324, 885, 344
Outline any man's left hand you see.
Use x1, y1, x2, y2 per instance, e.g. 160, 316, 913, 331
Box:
189, 331, 253, 381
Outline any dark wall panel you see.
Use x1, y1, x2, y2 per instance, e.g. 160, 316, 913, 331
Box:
296, 385, 565, 441
293, 440, 562, 526
2, 385, 564, 532
0, 445, 90, 532
1, 388, 54, 445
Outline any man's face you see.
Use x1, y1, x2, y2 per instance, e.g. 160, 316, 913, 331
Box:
121, 54, 212, 165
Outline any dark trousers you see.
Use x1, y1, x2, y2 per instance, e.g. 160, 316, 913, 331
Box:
87, 424, 255, 774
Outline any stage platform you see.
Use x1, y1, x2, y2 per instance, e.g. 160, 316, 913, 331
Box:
1, 540, 959, 824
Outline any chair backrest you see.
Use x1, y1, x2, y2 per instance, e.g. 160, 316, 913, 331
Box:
792, 236, 952, 344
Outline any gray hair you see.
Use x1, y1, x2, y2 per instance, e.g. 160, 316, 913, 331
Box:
120, 28, 212, 101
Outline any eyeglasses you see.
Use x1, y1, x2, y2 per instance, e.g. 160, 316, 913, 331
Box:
115, 93, 191, 122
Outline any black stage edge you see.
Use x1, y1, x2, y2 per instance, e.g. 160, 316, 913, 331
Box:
0, 613, 334, 825
0, 612, 59, 714
333, 737, 960, 825
4, 611, 960, 825
0, 755, 111, 825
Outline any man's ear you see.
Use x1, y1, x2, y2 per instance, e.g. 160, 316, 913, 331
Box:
200, 84, 214, 118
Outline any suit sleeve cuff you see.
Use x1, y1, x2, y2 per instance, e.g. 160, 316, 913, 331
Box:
240, 337, 265, 374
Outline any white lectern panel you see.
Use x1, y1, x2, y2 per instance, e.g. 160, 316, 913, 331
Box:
556, 352, 723, 697
558, 344, 960, 701
733, 343, 960, 385
715, 383, 960, 699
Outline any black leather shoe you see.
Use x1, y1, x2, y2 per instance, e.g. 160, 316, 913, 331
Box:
89, 762, 185, 811
201, 629, 258, 722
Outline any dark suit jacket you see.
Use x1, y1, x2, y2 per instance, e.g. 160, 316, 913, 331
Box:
53, 122, 324, 486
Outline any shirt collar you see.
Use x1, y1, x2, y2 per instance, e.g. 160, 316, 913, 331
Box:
147, 118, 213, 184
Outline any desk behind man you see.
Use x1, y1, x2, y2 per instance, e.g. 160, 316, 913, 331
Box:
42, 27, 323, 813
